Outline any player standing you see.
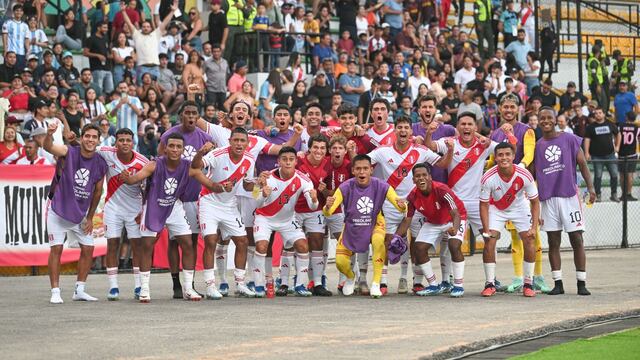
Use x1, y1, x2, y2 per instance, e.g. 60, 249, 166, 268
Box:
159, 101, 213, 298
364, 115, 452, 295
395, 164, 467, 297
120, 133, 218, 302
42, 123, 108, 304
191, 128, 258, 299
323, 154, 406, 298
252, 147, 319, 297
479, 142, 540, 297
534, 108, 595, 296
97, 128, 148, 300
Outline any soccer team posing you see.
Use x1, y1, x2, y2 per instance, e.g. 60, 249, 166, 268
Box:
42, 94, 596, 304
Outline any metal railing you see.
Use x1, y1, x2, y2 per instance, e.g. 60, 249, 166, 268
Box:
232, 30, 319, 74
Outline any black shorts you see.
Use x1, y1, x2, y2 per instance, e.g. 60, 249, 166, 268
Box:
618, 155, 638, 174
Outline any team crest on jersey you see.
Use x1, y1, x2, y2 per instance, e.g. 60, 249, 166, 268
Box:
408, 155, 415, 163
388, 158, 394, 164
474, 148, 480, 155
339, 174, 345, 182
435, 202, 441, 210
291, 183, 296, 192
223, 166, 229, 171
514, 183, 519, 191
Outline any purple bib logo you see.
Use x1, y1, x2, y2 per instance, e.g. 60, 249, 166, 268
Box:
356, 196, 374, 214
182, 145, 197, 161
544, 145, 561, 163
164, 178, 178, 196
74, 168, 90, 187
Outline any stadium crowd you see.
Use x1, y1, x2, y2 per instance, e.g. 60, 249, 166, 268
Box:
0, 0, 638, 303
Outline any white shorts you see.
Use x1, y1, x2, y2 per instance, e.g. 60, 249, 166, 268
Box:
46, 202, 93, 247
254, 215, 305, 249
239, 196, 257, 227
541, 195, 585, 233
199, 202, 246, 238
139, 201, 192, 239
382, 201, 405, 234
408, 214, 426, 240
183, 201, 200, 234
462, 200, 482, 234
488, 205, 532, 233
295, 211, 326, 234
103, 203, 142, 239
326, 213, 345, 235
415, 219, 467, 245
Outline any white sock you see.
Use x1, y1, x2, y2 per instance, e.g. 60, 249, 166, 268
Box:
576, 271, 587, 281
182, 270, 194, 291
357, 251, 369, 281
280, 251, 294, 286
246, 245, 255, 282
75, 281, 85, 293
523, 262, 535, 285
412, 263, 423, 285
483, 263, 496, 285
452, 261, 465, 288
203, 268, 215, 288
295, 252, 309, 287
234, 268, 246, 285
418, 261, 437, 286
311, 250, 324, 285
252, 252, 266, 287
381, 265, 388, 284
400, 250, 409, 280
133, 267, 141, 288
140, 271, 151, 289
215, 244, 228, 284
265, 256, 273, 282
107, 267, 118, 289
552, 270, 562, 281
440, 240, 452, 282
51, 287, 60, 294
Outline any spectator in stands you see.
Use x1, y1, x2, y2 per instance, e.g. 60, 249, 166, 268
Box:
611, 50, 634, 89
288, 80, 307, 112
538, 78, 557, 108
184, 7, 204, 52
3, 4, 30, 69
336, 0, 359, 43
520, 0, 535, 47
316, 4, 331, 33
498, 0, 518, 47
223, 80, 256, 114
55, 8, 83, 50
0, 51, 19, 90
506, 29, 532, 71
0, 119, 23, 163
112, 0, 140, 40
84, 21, 113, 95
617, 111, 640, 201
82, 87, 107, 124
523, 51, 540, 96
567, 99, 589, 137
308, 70, 333, 113
62, 91, 84, 136
458, 89, 484, 129
474, 0, 494, 59
454, 56, 475, 97
204, 44, 229, 111
26, 16, 47, 58
227, 59, 248, 94
408, 63, 430, 102
587, 45, 608, 113
182, 50, 205, 104
142, 88, 167, 116
111, 32, 136, 86
56, 51, 79, 94
539, 21, 556, 80
585, 107, 620, 202
138, 124, 158, 159
207, 0, 228, 51
559, 81, 586, 114
4, 75, 33, 120
613, 81, 639, 124
98, 118, 115, 146
313, 33, 336, 73
73, 68, 101, 101
339, 60, 365, 107
555, 114, 573, 134
109, 81, 143, 142
157, 53, 182, 112
22, 97, 50, 138
395, 95, 418, 123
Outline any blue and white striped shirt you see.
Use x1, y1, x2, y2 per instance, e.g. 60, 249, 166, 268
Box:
110, 96, 143, 143
2, 19, 29, 55
26, 29, 47, 55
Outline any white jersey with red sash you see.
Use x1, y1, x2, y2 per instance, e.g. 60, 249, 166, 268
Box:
367, 124, 396, 147
447, 137, 496, 202
200, 146, 256, 208
255, 169, 316, 223
480, 165, 538, 213
97, 147, 148, 214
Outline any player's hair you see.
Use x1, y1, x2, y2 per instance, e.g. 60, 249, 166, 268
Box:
417, 94, 437, 107
230, 100, 253, 117
278, 146, 297, 157
494, 141, 515, 155
230, 127, 249, 138
308, 134, 329, 150
274, 104, 291, 116
457, 112, 477, 123
166, 132, 185, 143
369, 98, 390, 112
412, 163, 431, 175
81, 123, 101, 136
180, 101, 200, 114
115, 128, 134, 139
305, 102, 323, 115
337, 103, 357, 117
538, 106, 557, 117
329, 135, 347, 148
352, 154, 372, 166
394, 115, 412, 126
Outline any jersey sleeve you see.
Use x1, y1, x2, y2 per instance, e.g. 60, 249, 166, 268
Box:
206, 123, 228, 147
479, 177, 492, 202
368, 147, 382, 165
202, 152, 217, 169
323, 187, 344, 216
301, 177, 318, 210
438, 187, 459, 212
257, 136, 273, 155
522, 170, 539, 200
419, 146, 442, 166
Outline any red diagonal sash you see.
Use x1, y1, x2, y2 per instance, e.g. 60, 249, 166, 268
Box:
447, 142, 485, 189
200, 157, 253, 196
388, 148, 420, 189
105, 163, 144, 203
490, 176, 525, 210
256, 176, 302, 216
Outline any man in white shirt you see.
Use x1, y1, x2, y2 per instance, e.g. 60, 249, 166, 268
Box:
454, 56, 476, 97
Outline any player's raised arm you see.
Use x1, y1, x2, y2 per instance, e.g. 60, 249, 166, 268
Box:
191, 142, 215, 169
322, 188, 344, 216
121, 161, 156, 184
267, 123, 304, 155
435, 138, 454, 168
188, 167, 221, 193
42, 122, 68, 157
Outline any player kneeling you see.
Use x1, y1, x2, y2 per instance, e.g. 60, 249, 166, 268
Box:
252, 147, 319, 297
395, 164, 467, 298
323, 155, 406, 298
479, 143, 540, 297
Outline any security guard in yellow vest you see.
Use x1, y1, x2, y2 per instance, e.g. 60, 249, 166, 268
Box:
612, 50, 634, 86
474, 0, 494, 59
587, 46, 607, 112
223, 0, 247, 63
